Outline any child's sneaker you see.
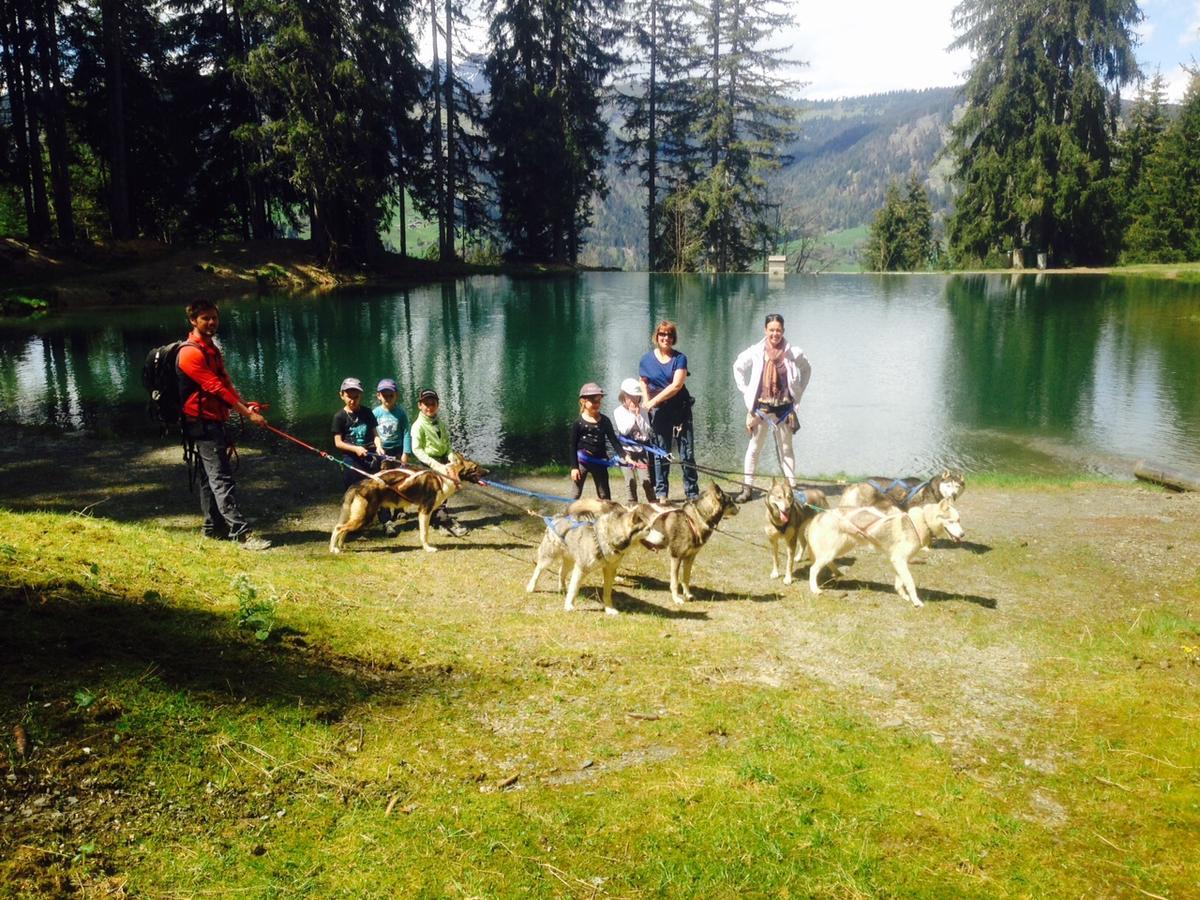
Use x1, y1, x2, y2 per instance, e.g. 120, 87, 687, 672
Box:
384, 520, 402, 537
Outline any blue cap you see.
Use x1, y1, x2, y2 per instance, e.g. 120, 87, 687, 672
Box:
376, 378, 398, 393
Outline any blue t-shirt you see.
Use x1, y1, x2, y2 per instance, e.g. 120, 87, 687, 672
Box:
639, 350, 689, 395
373, 403, 412, 454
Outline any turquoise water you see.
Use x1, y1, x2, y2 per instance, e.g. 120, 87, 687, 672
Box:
2, 272, 1198, 478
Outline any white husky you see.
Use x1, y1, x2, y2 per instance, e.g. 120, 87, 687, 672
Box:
806, 500, 965, 607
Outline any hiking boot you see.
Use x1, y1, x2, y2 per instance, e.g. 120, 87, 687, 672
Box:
735, 486, 755, 504
441, 519, 468, 538
233, 532, 272, 551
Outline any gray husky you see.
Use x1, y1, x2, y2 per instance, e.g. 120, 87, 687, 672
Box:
763, 480, 828, 585
526, 499, 653, 615
806, 500, 965, 607
839, 469, 966, 510
639, 482, 740, 604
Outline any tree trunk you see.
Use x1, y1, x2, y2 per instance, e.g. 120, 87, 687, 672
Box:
101, 0, 132, 239
0, 6, 36, 235
13, 5, 51, 241
398, 177, 407, 257
34, 0, 74, 242
442, 0, 456, 261
428, 0, 445, 257
647, 0, 658, 270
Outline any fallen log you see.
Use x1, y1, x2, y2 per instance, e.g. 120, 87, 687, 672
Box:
1134, 460, 1200, 492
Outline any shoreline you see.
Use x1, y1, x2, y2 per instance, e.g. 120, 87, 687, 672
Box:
4, 237, 1197, 313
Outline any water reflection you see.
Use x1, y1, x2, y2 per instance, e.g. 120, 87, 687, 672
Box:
0, 273, 1197, 477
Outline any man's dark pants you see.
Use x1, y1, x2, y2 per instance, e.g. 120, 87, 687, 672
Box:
185, 418, 249, 538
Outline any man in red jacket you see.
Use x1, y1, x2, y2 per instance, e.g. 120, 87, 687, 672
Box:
176, 300, 271, 550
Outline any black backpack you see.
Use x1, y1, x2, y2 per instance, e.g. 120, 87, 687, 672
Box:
142, 339, 195, 428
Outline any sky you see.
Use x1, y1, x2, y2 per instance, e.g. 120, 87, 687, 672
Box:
786, 0, 1199, 102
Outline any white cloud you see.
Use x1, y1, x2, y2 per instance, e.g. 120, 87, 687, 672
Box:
783, 0, 969, 99
1182, 1, 1200, 45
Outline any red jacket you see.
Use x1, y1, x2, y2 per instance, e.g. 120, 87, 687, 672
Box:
176, 330, 244, 422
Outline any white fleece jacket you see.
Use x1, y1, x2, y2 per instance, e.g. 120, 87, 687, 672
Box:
732, 339, 812, 411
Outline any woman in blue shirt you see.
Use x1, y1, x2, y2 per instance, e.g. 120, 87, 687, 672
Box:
638, 319, 699, 501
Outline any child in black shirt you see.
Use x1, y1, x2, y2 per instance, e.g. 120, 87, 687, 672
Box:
570, 382, 626, 501
332, 377, 384, 488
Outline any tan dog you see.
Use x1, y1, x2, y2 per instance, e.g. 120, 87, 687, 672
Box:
639, 482, 740, 604
329, 455, 487, 553
839, 470, 966, 510
806, 500, 964, 607
762, 480, 828, 584
526, 501, 653, 615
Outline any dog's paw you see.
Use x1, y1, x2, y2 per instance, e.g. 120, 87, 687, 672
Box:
783, 574, 793, 585
769, 568, 780, 579
671, 594, 685, 605
423, 545, 439, 553
910, 598, 924, 608
563, 601, 575, 612
604, 607, 620, 616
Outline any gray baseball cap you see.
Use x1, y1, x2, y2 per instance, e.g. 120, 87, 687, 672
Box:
579, 382, 604, 397
339, 377, 363, 393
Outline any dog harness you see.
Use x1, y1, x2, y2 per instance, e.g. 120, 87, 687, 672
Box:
867, 478, 931, 507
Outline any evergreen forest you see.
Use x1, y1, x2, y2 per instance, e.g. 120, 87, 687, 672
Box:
1, 0, 1197, 272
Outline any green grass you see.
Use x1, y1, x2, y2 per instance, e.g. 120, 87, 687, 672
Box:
2, 491, 1198, 895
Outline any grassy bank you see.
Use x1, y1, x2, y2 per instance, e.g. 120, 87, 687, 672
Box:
5, 237, 1197, 314
2, 432, 1198, 894
0, 237, 586, 310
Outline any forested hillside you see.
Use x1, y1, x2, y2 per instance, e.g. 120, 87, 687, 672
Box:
581, 87, 961, 269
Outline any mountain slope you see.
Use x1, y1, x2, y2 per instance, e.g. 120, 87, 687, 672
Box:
581, 86, 962, 268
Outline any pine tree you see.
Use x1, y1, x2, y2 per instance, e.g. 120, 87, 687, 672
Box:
614, 0, 690, 269
863, 175, 933, 271
484, 0, 619, 263
946, 0, 1140, 267
240, 0, 419, 265
668, 0, 802, 271
1124, 72, 1200, 262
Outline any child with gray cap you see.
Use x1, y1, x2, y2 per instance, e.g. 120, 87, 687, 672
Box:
332, 377, 384, 488
570, 382, 626, 501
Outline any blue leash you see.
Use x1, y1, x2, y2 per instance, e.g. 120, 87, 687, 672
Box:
577, 450, 639, 469
618, 435, 671, 459
479, 478, 576, 505
754, 403, 794, 430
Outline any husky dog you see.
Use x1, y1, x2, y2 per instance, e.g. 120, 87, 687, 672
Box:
329, 455, 487, 553
762, 481, 828, 584
524, 498, 626, 594
839, 469, 966, 510
806, 500, 965, 607
526, 502, 654, 615
639, 482, 740, 604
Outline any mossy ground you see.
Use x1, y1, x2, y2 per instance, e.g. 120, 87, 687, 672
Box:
1, 427, 1198, 896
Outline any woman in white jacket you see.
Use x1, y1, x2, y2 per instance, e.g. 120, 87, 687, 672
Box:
731, 313, 812, 502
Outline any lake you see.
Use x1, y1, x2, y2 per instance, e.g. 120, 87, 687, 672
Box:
2, 272, 1198, 479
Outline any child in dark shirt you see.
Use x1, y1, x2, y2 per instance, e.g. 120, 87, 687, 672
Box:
332, 377, 384, 488
570, 382, 626, 501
